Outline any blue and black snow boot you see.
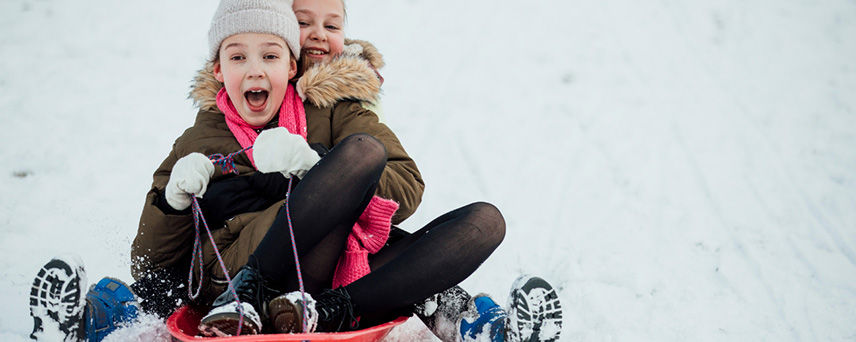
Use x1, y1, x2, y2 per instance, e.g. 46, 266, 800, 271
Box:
83, 277, 140, 341
460, 294, 507, 342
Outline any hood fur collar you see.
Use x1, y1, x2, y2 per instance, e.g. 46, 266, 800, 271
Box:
189, 39, 384, 111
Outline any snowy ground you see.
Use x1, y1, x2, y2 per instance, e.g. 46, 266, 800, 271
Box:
2, 0, 855, 341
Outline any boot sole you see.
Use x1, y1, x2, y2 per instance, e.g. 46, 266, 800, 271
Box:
29, 256, 86, 340
199, 311, 260, 336
269, 296, 305, 333
507, 275, 563, 342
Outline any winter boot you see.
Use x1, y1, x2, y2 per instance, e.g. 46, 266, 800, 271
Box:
83, 277, 140, 341
29, 256, 87, 341
415, 285, 471, 342
268, 291, 318, 333
268, 287, 357, 333
199, 265, 277, 336
459, 294, 507, 342
506, 275, 563, 342
315, 287, 359, 332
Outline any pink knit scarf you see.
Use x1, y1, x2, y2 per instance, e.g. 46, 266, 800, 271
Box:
216, 84, 307, 167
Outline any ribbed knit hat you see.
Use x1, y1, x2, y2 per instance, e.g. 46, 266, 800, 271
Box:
208, 0, 300, 61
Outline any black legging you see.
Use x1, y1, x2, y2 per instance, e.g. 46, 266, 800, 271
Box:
248, 133, 505, 322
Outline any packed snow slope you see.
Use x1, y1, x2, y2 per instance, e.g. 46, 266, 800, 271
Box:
2, 0, 855, 340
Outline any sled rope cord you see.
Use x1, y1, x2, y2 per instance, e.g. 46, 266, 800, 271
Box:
189, 197, 245, 336
186, 146, 312, 337
282, 176, 312, 334
208, 147, 251, 176
187, 145, 251, 300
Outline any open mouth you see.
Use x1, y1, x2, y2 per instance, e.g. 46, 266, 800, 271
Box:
244, 89, 268, 111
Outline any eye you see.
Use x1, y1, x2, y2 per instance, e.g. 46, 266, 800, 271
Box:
298, 21, 309, 27
264, 54, 279, 60
325, 25, 340, 31
230, 55, 245, 61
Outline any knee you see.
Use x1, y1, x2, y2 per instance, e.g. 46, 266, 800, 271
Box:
463, 202, 506, 247
338, 133, 387, 167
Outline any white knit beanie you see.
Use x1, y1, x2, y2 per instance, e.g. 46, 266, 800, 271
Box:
208, 0, 300, 61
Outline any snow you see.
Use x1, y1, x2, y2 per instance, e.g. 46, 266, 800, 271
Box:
2, 0, 855, 341
100, 313, 171, 342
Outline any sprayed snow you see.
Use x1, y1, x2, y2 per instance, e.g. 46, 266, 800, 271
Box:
2, 0, 856, 341
415, 287, 471, 341
420, 298, 439, 317
101, 313, 170, 342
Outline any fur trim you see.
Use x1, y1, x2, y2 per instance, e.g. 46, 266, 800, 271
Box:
345, 38, 384, 70
189, 39, 384, 111
295, 54, 380, 108
189, 60, 222, 112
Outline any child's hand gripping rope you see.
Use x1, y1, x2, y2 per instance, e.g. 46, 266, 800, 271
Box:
165, 153, 216, 211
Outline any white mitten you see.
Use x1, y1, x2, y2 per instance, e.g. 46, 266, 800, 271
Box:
165, 152, 215, 210
253, 127, 321, 179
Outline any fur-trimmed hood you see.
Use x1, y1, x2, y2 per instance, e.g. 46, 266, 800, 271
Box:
189, 39, 384, 111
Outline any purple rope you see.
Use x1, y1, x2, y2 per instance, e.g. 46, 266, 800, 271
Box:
185, 148, 253, 336
187, 216, 204, 299
209, 146, 252, 175
283, 178, 310, 334
190, 198, 245, 336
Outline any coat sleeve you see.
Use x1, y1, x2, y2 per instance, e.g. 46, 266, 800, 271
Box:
131, 148, 195, 281
330, 101, 424, 224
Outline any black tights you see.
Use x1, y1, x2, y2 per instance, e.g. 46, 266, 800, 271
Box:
248, 133, 505, 322
249, 133, 384, 291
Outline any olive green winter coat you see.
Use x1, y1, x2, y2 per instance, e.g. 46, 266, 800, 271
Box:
130, 40, 423, 300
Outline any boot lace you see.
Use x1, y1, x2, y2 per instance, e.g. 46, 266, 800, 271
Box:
317, 287, 359, 331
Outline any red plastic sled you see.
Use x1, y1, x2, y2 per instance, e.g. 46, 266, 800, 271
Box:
167, 305, 408, 341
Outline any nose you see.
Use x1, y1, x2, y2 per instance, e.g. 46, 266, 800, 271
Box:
307, 24, 326, 42
246, 59, 264, 79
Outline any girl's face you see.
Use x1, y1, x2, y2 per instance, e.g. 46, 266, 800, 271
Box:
213, 33, 297, 127
294, 0, 345, 67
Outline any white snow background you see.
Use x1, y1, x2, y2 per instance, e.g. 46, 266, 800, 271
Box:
2, 0, 855, 341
